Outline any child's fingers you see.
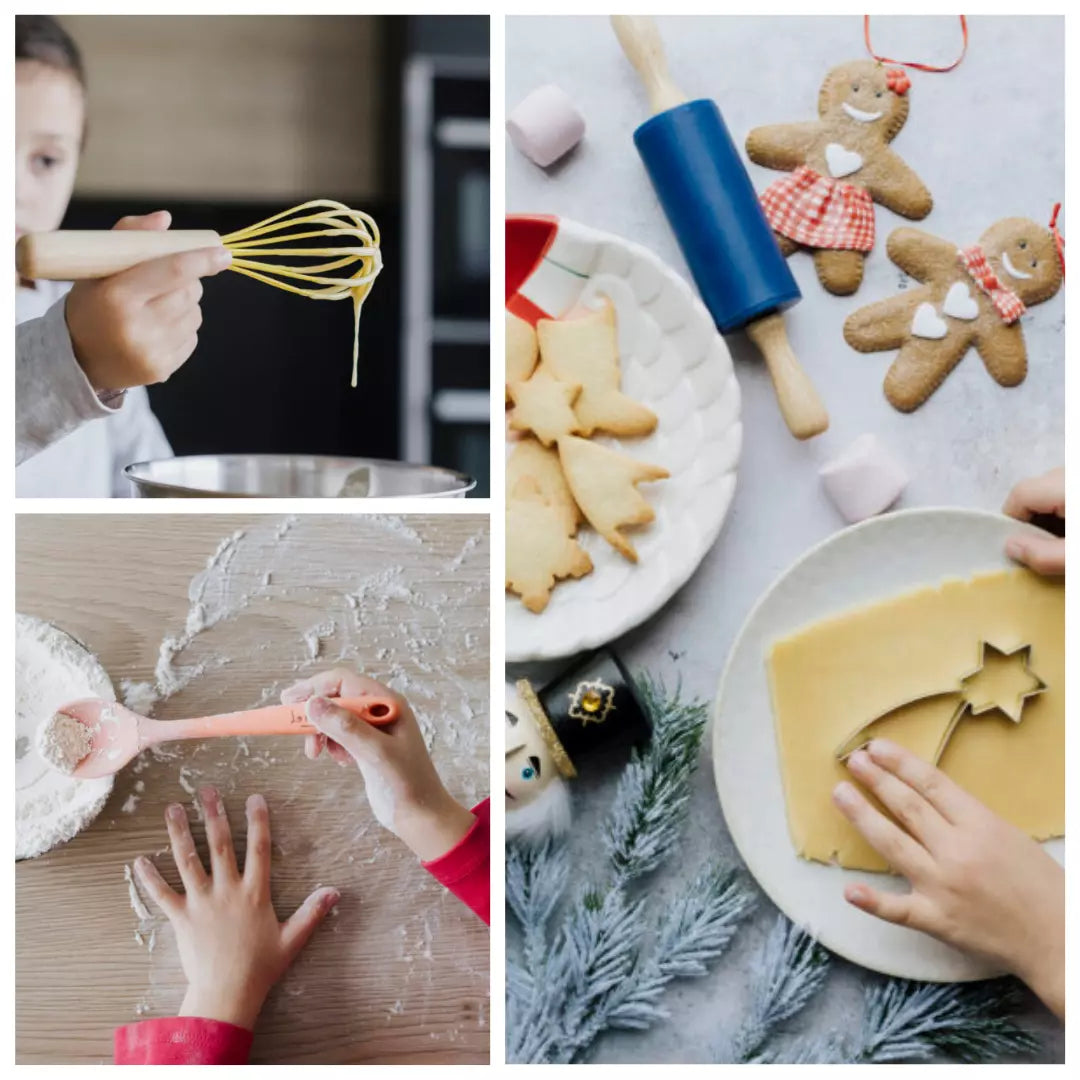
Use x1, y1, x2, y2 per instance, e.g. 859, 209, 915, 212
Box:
1005, 533, 1065, 576
846, 750, 947, 849
112, 210, 172, 232
279, 886, 341, 961
864, 740, 981, 824
199, 787, 239, 882
304, 732, 326, 760
281, 670, 345, 705
844, 881, 921, 929
165, 803, 209, 894
327, 741, 355, 767
133, 855, 183, 917
305, 696, 381, 763
1002, 468, 1065, 521
832, 781, 932, 879
243, 793, 273, 901
149, 280, 204, 322
113, 246, 232, 303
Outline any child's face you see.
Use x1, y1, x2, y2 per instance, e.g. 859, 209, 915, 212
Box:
15, 60, 84, 240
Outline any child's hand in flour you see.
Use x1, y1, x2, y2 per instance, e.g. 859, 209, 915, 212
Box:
834, 740, 1064, 1019
1003, 466, 1065, 576
134, 787, 338, 1031
282, 668, 475, 862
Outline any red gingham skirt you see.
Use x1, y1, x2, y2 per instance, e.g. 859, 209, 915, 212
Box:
760, 165, 876, 253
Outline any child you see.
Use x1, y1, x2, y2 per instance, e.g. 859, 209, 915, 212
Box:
15, 15, 228, 497
118, 672, 489, 1064
834, 468, 1065, 1020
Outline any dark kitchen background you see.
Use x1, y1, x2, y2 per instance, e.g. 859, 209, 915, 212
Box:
60, 15, 491, 495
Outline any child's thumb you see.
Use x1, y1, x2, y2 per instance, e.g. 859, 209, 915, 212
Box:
305, 696, 379, 760
280, 886, 339, 960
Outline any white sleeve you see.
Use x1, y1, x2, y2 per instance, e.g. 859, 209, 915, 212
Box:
16, 294, 121, 465
107, 387, 173, 498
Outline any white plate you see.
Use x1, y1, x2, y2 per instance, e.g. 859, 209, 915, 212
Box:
506, 218, 742, 662
712, 508, 1064, 981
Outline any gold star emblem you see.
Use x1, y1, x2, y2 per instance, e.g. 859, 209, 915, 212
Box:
568, 680, 615, 726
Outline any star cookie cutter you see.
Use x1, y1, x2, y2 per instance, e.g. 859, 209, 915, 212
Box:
835, 641, 1047, 766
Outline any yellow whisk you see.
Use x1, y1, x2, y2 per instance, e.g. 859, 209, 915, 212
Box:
15, 200, 383, 388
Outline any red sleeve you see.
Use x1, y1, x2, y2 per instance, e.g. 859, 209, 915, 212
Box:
422, 797, 490, 925
114, 1016, 253, 1064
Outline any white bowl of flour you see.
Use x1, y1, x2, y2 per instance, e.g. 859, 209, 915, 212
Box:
15, 613, 116, 859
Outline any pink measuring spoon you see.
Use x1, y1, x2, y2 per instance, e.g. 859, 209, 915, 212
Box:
51, 695, 399, 779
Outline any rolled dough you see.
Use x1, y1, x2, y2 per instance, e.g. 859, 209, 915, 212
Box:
16, 613, 115, 859
767, 569, 1064, 872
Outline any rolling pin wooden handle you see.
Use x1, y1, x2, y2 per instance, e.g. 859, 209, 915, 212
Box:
166, 695, 400, 741
610, 15, 689, 114
15, 229, 224, 281
745, 313, 830, 440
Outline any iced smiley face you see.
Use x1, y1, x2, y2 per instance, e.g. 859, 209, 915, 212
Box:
819, 59, 909, 136
505, 690, 557, 808
980, 217, 1064, 307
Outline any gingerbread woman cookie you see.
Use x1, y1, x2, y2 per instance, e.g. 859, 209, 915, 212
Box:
844, 218, 1064, 411
747, 60, 932, 295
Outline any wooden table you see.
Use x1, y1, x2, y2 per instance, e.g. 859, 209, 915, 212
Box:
16, 514, 490, 1064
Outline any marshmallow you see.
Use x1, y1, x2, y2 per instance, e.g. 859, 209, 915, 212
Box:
507, 84, 585, 168
819, 434, 909, 523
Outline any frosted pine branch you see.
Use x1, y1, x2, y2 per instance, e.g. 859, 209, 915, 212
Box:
602, 674, 709, 886
778, 977, 1040, 1064
506, 838, 568, 972
727, 916, 830, 1062
851, 978, 1040, 1063
602, 863, 756, 1033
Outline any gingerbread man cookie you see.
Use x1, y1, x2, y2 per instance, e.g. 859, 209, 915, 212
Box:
747, 60, 932, 295
844, 218, 1064, 411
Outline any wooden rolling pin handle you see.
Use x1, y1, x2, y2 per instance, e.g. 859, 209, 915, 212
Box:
745, 312, 830, 440
15, 229, 224, 281
610, 15, 688, 114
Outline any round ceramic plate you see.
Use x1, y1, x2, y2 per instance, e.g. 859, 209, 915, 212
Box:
712, 508, 1064, 981
506, 215, 742, 662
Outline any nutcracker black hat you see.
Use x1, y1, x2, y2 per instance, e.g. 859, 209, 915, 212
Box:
517, 648, 651, 779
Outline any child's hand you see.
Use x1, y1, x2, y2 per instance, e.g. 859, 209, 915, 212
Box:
65, 211, 231, 392
282, 669, 475, 862
834, 740, 1064, 1018
1003, 467, 1065, 575
134, 787, 339, 1031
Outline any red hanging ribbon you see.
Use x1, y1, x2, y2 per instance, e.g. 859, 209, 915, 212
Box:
864, 14, 968, 73
1049, 203, 1065, 280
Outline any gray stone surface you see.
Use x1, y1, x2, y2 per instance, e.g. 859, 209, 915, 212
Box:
506, 14, 1064, 1063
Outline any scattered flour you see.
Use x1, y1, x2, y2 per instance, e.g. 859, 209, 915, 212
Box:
35, 711, 93, 774
111, 516, 490, 1035
16, 614, 116, 859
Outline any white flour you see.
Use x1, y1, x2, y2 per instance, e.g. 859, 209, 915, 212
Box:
16, 613, 116, 859
35, 711, 93, 774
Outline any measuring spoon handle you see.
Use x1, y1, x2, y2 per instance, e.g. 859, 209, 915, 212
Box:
159, 695, 399, 741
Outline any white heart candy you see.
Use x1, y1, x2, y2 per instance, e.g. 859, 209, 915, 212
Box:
825, 142, 863, 178
911, 302, 948, 340
942, 281, 979, 321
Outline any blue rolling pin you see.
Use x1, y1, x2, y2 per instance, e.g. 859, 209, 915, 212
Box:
612, 16, 828, 439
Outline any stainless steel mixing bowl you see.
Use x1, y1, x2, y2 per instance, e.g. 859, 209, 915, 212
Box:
124, 455, 475, 498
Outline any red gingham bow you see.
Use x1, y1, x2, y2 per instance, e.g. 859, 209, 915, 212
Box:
885, 68, 910, 95
958, 245, 1026, 324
